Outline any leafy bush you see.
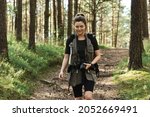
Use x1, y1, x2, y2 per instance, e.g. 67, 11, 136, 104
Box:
0, 61, 29, 99
0, 34, 64, 99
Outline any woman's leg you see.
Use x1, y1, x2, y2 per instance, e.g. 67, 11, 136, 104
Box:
84, 91, 93, 100
84, 79, 95, 100
72, 84, 83, 100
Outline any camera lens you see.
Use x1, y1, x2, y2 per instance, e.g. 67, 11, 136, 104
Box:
80, 64, 86, 70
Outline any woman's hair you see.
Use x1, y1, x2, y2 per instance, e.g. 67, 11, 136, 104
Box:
73, 13, 87, 27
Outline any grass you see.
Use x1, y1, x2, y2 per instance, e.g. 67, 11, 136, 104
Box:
99, 45, 110, 49
114, 69, 150, 99
0, 34, 64, 99
113, 40, 150, 100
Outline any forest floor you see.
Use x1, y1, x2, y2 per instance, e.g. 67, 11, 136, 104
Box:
30, 48, 129, 100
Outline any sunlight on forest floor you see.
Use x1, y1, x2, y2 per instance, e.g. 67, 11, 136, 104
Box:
115, 68, 150, 100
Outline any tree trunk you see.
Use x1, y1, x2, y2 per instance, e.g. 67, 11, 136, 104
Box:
142, 0, 149, 39
74, 0, 78, 16
92, 0, 96, 35
29, 0, 36, 50
53, 0, 57, 42
67, 0, 72, 38
111, 0, 115, 47
12, 0, 16, 34
44, 0, 49, 43
99, 7, 103, 45
114, 0, 121, 47
25, 0, 28, 37
57, 0, 64, 46
0, 0, 8, 60
16, 0, 22, 41
128, 0, 143, 70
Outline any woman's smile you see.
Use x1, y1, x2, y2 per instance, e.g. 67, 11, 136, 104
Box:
74, 21, 86, 36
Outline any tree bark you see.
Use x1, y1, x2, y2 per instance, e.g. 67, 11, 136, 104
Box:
44, 0, 49, 43
74, 0, 78, 16
114, 0, 121, 47
0, 0, 8, 60
25, 0, 28, 37
53, 0, 57, 41
67, 0, 72, 38
142, 0, 149, 39
92, 0, 96, 35
57, 0, 64, 46
29, 0, 36, 50
128, 0, 143, 70
16, 0, 22, 41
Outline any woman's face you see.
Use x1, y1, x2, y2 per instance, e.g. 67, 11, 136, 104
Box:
74, 21, 86, 36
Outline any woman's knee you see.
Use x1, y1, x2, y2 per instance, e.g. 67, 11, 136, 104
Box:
84, 91, 93, 100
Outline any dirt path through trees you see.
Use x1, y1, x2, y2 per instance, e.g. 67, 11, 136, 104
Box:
30, 49, 128, 100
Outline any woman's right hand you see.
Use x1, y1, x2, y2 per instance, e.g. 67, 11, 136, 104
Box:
59, 71, 64, 79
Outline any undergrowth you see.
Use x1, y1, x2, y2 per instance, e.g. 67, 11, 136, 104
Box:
0, 34, 64, 99
113, 40, 150, 100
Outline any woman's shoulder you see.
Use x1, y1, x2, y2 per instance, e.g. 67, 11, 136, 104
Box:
86, 33, 96, 39
66, 34, 76, 44
68, 34, 76, 40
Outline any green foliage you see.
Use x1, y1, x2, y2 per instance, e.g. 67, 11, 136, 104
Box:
0, 61, 29, 99
143, 40, 150, 54
0, 34, 64, 99
36, 44, 64, 65
143, 40, 150, 69
114, 44, 150, 99
116, 70, 150, 100
99, 45, 110, 49
9, 39, 47, 76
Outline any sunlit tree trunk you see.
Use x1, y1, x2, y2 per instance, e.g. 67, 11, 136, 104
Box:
49, 0, 52, 37
114, 0, 121, 47
12, 0, 16, 34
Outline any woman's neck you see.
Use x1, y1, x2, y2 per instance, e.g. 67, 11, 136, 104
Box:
77, 34, 85, 40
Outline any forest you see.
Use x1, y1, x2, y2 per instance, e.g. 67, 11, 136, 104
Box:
0, 0, 150, 100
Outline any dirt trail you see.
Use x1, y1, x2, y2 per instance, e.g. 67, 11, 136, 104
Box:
30, 48, 128, 100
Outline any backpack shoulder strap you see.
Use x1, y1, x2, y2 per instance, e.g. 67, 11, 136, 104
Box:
70, 34, 75, 40
86, 33, 95, 42
69, 34, 77, 54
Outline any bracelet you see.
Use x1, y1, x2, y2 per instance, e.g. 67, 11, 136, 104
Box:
90, 63, 94, 67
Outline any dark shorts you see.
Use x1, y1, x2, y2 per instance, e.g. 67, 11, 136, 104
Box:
72, 75, 95, 97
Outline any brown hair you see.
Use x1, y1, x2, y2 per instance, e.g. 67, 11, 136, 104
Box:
73, 13, 87, 27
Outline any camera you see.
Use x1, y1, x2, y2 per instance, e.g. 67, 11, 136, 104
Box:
80, 63, 86, 70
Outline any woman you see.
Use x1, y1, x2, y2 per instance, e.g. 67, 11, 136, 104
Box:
59, 13, 101, 100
